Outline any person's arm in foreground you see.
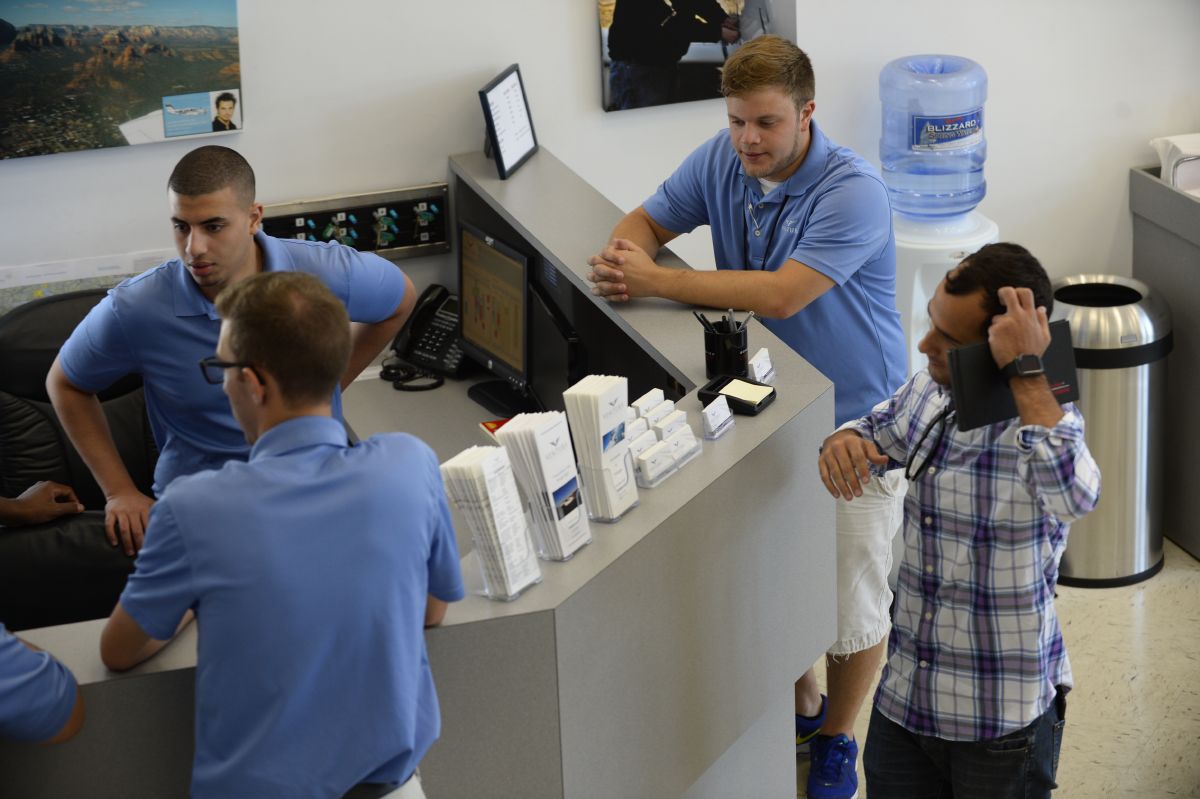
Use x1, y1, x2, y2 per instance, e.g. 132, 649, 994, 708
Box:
0, 482, 84, 526
0, 630, 85, 744
100, 606, 193, 673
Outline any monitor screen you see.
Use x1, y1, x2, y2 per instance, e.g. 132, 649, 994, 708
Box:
458, 221, 528, 392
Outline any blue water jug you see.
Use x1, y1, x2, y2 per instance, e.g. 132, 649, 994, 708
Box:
879, 55, 987, 219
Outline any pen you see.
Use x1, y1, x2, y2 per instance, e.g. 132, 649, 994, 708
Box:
739, 310, 756, 332
693, 310, 715, 333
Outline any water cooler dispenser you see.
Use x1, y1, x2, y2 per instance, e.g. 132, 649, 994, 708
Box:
880, 55, 998, 375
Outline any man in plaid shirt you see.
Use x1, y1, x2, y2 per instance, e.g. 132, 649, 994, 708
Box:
818, 243, 1100, 798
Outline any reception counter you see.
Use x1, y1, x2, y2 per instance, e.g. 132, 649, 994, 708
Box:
0, 148, 838, 798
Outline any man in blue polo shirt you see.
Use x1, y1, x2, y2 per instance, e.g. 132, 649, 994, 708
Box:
101, 271, 463, 799
588, 35, 905, 799
48, 145, 416, 556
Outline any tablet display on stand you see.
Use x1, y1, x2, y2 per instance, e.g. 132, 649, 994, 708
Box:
479, 64, 538, 180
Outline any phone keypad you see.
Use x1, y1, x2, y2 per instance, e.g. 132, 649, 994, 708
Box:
411, 311, 463, 371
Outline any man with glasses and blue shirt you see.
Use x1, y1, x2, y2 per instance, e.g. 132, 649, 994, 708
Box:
589, 35, 905, 799
101, 272, 463, 799
819, 243, 1099, 798
48, 145, 415, 557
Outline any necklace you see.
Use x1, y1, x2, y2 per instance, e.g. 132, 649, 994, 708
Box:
747, 200, 764, 237
742, 188, 792, 270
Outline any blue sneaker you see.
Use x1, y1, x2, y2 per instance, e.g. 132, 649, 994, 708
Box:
795, 694, 827, 754
807, 733, 858, 799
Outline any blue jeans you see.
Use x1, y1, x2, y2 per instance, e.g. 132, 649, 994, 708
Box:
608, 61, 678, 110
863, 689, 1066, 798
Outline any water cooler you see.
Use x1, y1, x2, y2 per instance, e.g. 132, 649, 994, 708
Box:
893, 213, 998, 375
881, 55, 998, 375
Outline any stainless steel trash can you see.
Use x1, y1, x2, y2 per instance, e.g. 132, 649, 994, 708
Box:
1052, 275, 1171, 587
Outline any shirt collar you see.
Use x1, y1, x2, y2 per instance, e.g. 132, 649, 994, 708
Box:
171, 231, 290, 319
249, 415, 347, 462
738, 119, 830, 202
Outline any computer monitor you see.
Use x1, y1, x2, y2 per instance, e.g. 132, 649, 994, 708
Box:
458, 221, 541, 416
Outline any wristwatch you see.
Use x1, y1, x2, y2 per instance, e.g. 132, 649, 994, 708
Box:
1001, 353, 1045, 380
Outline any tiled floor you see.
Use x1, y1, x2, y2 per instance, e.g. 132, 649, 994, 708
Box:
798, 538, 1200, 798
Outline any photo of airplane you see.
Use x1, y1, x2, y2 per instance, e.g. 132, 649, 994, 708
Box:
164, 103, 207, 116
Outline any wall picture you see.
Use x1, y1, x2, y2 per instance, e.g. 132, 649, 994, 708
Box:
0, 0, 241, 160
598, 0, 795, 112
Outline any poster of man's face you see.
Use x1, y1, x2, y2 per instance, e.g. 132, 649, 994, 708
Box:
599, 0, 792, 112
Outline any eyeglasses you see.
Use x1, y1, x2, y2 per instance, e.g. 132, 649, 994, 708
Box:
905, 405, 955, 482
198, 356, 264, 385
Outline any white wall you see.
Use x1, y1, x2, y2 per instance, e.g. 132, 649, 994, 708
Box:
1, 0, 1198, 281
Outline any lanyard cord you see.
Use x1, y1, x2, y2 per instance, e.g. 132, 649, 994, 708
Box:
905, 404, 955, 482
742, 185, 791, 271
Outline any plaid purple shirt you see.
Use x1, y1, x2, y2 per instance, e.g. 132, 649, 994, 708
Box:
848, 370, 1100, 741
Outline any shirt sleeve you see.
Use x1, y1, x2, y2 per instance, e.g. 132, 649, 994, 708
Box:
118, 499, 197, 641
343, 250, 408, 324
424, 448, 465, 603
642, 135, 724, 235
843, 372, 922, 468
0, 625, 76, 743
1015, 403, 1101, 523
788, 172, 892, 287
57, 293, 139, 393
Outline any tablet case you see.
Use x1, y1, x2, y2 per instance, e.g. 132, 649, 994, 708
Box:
948, 320, 1079, 432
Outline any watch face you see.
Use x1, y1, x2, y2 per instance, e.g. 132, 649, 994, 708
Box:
1016, 353, 1044, 374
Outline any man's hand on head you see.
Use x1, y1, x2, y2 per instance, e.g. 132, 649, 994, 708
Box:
987, 286, 1051, 370
105, 490, 155, 557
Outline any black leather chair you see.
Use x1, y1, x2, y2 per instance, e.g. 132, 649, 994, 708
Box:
0, 289, 157, 631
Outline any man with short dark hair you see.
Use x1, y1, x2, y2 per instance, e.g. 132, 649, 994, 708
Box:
48, 145, 416, 556
819, 243, 1100, 799
588, 35, 906, 798
101, 272, 463, 799
212, 92, 237, 132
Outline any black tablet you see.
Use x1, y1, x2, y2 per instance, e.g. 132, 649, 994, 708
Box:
479, 64, 538, 180
948, 320, 1079, 431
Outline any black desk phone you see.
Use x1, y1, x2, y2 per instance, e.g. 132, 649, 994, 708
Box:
391, 284, 464, 377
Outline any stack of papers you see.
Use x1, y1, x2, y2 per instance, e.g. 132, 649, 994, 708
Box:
440, 446, 542, 601
496, 412, 592, 561
563, 375, 639, 521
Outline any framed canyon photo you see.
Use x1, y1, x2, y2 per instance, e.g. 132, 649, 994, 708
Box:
0, 0, 242, 160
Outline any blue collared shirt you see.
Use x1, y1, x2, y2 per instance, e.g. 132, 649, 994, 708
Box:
118, 416, 465, 799
58, 232, 408, 494
643, 121, 906, 425
847, 371, 1101, 740
0, 622, 76, 742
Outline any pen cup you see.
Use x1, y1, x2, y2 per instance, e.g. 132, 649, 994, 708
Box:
704, 323, 748, 379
